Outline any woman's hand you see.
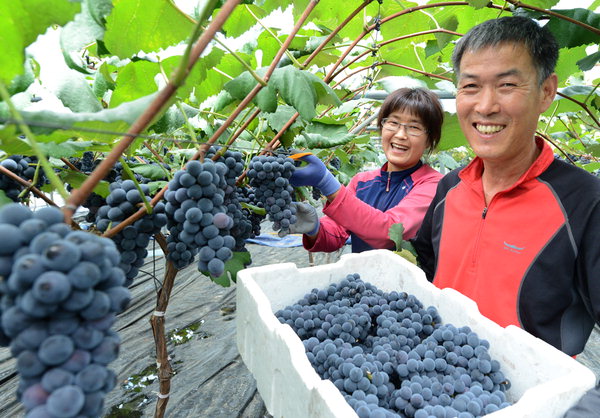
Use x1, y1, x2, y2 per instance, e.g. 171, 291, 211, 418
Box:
289, 154, 341, 197
278, 202, 319, 237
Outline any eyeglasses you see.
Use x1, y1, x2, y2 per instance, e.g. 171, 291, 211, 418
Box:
381, 118, 427, 137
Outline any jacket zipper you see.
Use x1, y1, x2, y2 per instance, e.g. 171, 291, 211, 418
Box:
471, 206, 489, 270
386, 172, 391, 192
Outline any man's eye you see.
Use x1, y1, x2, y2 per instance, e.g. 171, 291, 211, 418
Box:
409, 125, 422, 131
501, 83, 517, 87
388, 121, 400, 127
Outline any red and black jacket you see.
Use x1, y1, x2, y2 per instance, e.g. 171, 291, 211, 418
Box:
413, 138, 600, 355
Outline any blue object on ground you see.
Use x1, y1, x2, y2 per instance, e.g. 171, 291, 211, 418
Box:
246, 233, 304, 248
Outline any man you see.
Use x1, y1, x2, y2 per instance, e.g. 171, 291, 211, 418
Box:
412, 16, 600, 357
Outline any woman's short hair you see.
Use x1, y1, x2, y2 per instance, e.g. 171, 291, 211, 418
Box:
377, 87, 444, 151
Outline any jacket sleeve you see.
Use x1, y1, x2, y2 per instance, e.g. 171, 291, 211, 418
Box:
321, 167, 441, 250
302, 215, 350, 253
580, 199, 600, 326
411, 192, 437, 282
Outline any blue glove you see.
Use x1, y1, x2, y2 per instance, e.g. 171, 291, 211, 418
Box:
278, 202, 319, 237
289, 154, 341, 197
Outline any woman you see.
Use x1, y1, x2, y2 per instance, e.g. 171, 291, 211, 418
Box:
286, 87, 444, 253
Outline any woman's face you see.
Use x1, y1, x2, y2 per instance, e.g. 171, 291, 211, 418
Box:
381, 110, 430, 171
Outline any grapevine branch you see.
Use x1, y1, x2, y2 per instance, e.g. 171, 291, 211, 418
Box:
301, 0, 374, 69
556, 91, 600, 128
330, 29, 462, 81
333, 62, 452, 89
63, 0, 242, 223
506, 0, 600, 36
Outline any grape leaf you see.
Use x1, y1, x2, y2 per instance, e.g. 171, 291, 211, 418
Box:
0, 191, 13, 207
130, 164, 168, 180
515, 8, 600, 49
205, 251, 252, 286
103, 0, 194, 59
0, 0, 81, 83
60, 0, 106, 74
577, 50, 600, 72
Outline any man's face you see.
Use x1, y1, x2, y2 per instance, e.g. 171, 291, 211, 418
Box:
455, 43, 557, 164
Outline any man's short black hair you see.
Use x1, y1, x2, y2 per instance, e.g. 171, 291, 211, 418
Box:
452, 16, 559, 85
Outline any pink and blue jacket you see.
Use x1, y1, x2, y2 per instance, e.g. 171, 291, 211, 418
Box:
303, 162, 442, 253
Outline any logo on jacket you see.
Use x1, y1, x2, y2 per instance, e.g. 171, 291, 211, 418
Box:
503, 241, 524, 254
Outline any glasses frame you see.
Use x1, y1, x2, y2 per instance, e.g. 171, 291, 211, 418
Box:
381, 118, 428, 137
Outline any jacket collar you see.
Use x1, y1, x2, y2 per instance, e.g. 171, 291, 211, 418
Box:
381, 160, 423, 177
459, 136, 555, 191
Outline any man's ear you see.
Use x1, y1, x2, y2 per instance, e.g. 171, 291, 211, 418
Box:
539, 73, 558, 113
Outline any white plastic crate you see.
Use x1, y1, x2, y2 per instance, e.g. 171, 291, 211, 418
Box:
236, 249, 596, 418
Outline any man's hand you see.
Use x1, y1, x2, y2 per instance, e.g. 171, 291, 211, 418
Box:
289, 154, 341, 197
278, 202, 319, 237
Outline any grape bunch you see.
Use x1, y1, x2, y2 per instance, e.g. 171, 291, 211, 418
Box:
205, 147, 253, 251
246, 155, 297, 232
0, 155, 48, 202
164, 160, 235, 277
275, 274, 512, 418
237, 186, 265, 239
95, 180, 168, 286
0, 203, 130, 417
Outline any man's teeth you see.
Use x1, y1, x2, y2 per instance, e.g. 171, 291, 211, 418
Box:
392, 144, 407, 150
476, 124, 504, 134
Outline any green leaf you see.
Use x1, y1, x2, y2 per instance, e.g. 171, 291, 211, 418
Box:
555, 46, 588, 83
213, 90, 236, 112
195, 51, 246, 104
87, 0, 113, 27
388, 223, 405, 251
271, 66, 317, 120
130, 164, 167, 180
220, 4, 267, 38
0, 190, 13, 207
7, 57, 35, 96
467, 0, 489, 9
0, 0, 81, 84
39, 141, 93, 159
262, 104, 304, 132
60, 0, 106, 74
438, 113, 468, 151
146, 180, 168, 195
104, 0, 194, 59
203, 251, 252, 286
224, 69, 264, 100
305, 71, 342, 108
434, 14, 458, 50
54, 72, 104, 113
92, 62, 116, 98
60, 171, 110, 198
516, 8, 600, 49
151, 102, 199, 134
0, 93, 157, 141
577, 50, 600, 72
240, 202, 266, 216
295, 131, 355, 149
110, 61, 159, 108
